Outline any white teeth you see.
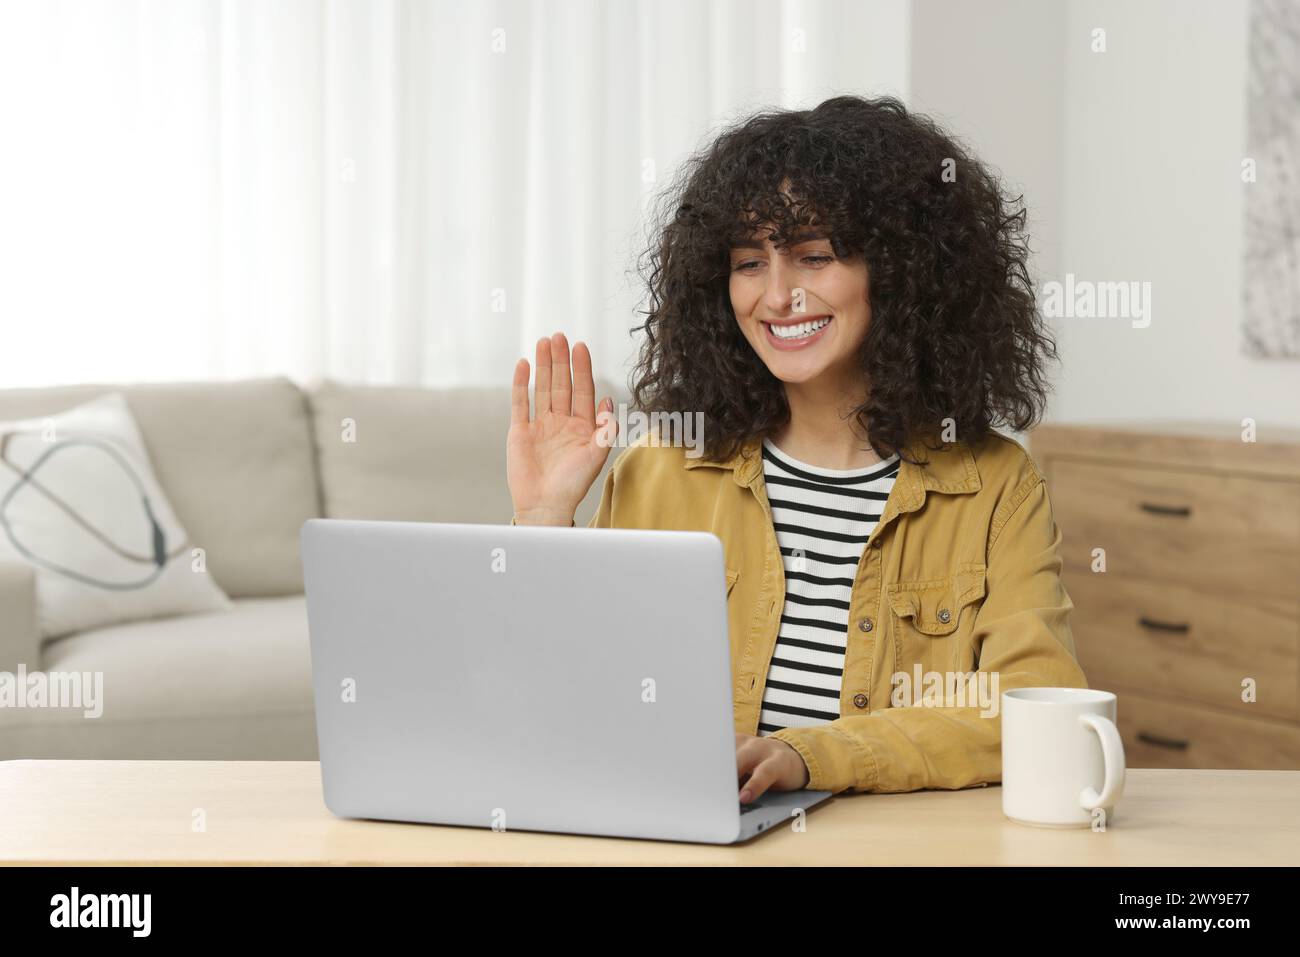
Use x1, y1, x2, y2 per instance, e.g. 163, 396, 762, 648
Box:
769, 316, 830, 340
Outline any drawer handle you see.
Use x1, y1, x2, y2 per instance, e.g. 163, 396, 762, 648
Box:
1138, 616, 1190, 634
1138, 501, 1192, 517
1137, 731, 1189, 750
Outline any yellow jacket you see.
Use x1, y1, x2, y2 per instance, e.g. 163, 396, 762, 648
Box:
588, 429, 1089, 794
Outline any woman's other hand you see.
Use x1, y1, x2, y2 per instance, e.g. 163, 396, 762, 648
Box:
736, 732, 810, 803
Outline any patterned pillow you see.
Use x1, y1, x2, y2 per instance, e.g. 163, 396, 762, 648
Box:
0, 393, 231, 639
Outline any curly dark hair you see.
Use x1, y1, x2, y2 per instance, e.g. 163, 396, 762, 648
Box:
628, 94, 1058, 466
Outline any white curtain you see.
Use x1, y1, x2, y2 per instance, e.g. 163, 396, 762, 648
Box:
0, 0, 909, 391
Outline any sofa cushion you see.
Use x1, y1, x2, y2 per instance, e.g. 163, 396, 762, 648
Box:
0, 378, 319, 598
0, 393, 232, 639
307, 379, 620, 526
0, 596, 316, 760
0, 560, 37, 673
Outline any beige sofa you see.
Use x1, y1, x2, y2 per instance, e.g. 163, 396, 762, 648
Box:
0, 377, 617, 759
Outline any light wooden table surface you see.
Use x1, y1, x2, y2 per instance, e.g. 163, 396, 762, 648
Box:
1, 761, 1296, 866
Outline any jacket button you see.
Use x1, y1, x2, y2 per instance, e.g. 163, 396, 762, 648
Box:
853, 693, 869, 709
858, 617, 873, 633
937, 608, 951, 624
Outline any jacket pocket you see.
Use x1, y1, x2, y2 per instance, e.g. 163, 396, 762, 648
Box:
725, 567, 739, 597
887, 562, 986, 674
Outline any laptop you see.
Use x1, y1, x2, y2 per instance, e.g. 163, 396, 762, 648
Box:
300, 518, 832, 844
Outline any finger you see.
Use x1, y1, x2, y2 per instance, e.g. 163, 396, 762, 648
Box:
591, 397, 618, 451
511, 359, 531, 426
571, 340, 596, 425
550, 332, 572, 416
740, 759, 778, 804
735, 738, 764, 781
533, 337, 552, 415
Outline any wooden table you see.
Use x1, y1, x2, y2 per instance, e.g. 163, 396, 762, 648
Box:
1, 761, 1296, 865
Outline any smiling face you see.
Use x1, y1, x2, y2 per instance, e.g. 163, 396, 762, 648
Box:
728, 226, 872, 388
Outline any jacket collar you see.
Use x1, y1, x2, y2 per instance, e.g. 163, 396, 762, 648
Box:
683, 430, 981, 521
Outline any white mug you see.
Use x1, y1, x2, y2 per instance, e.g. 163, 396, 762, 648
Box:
1001, 688, 1126, 828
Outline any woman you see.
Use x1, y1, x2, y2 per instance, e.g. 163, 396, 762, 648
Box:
506, 95, 1087, 803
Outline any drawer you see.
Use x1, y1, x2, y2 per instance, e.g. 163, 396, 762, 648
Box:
1050, 459, 1300, 597
1065, 569, 1300, 720
1115, 688, 1300, 770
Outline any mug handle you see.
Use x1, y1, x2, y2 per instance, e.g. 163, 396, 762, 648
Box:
1077, 713, 1126, 811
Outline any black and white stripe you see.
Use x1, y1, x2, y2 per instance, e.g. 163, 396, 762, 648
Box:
757, 438, 900, 736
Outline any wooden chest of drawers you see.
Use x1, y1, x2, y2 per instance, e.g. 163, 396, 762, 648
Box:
1028, 422, 1300, 770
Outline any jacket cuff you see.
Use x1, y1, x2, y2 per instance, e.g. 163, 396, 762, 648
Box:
771, 724, 881, 794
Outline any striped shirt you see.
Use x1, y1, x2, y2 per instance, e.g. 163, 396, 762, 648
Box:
757, 437, 901, 736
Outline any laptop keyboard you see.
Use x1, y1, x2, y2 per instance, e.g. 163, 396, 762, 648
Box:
739, 800, 767, 815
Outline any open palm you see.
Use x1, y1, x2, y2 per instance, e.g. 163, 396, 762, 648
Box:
507, 333, 617, 525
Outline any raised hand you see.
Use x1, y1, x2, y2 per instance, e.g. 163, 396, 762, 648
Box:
507, 332, 618, 526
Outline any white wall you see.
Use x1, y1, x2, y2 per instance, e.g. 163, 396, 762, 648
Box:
910, 0, 1067, 445
910, 0, 1067, 287
911, 0, 1299, 433
1055, 0, 1298, 428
